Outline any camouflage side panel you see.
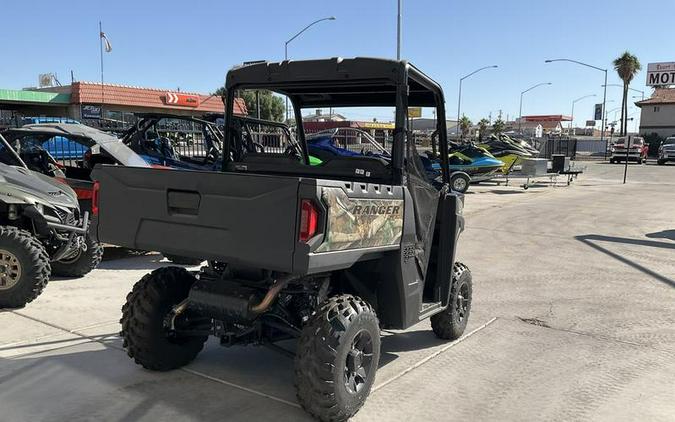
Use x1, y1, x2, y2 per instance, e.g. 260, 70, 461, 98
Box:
315, 187, 404, 253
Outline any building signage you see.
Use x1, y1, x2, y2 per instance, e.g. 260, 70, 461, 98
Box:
81, 104, 102, 119
360, 121, 395, 130
646, 62, 675, 86
164, 92, 200, 107
408, 107, 422, 118
594, 103, 603, 121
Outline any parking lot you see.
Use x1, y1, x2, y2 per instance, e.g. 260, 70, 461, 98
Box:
1, 161, 674, 421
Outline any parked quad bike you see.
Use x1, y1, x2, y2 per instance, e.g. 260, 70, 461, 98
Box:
92, 58, 473, 421
1, 134, 102, 308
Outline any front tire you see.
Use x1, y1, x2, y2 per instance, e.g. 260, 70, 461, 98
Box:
121, 267, 207, 371
295, 294, 381, 422
0, 226, 50, 309
657, 159, 666, 165
51, 234, 103, 277
430, 262, 472, 340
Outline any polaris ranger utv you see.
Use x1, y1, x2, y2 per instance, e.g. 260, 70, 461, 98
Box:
0, 134, 102, 308
92, 58, 472, 421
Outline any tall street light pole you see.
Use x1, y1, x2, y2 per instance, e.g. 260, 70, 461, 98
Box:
456, 65, 498, 131
519, 82, 552, 132
570, 94, 596, 135
397, 0, 402, 60
545, 59, 608, 153
284, 16, 336, 122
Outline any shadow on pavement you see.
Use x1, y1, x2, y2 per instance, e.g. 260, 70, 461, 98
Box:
646, 229, 675, 242
0, 341, 310, 422
576, 234, 675, 288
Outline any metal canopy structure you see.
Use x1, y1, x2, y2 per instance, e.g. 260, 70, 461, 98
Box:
226, 57, 443, 108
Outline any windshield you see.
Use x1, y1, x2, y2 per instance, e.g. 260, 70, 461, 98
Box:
0, 134, 26, 167
665, 138, 675, 145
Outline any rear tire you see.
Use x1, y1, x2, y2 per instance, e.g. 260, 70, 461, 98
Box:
657, 159, 666, 165
0, 226, 50, 309
51, 234, 103, 277
162, 254, 203, 266
121, 266, 207, 371
295, 294, 380, 422
431, 262, 472, 340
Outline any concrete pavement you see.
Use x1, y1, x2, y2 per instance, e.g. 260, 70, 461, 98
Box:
1, 161, 674, 421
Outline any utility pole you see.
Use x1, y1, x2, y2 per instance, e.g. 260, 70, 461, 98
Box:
397, 0, 402, 60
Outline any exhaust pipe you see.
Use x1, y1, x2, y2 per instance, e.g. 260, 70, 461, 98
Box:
249, 275, 294, 315
185, 274, 296, 323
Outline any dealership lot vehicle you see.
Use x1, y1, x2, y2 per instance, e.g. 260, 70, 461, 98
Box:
2, 123, 149, 212
91, 58, 471, 421
657, 136, 675, 165
609, 136, 648, 163
120, 113, 224, 170
0, 134, 101, 308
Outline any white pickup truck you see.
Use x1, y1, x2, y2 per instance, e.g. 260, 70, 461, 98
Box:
610, 136, 648, 164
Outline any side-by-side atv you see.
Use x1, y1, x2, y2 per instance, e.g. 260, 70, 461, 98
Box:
0, 134, 102, 308
91, 58, 472, 421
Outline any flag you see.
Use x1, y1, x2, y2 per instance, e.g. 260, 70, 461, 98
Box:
100, 31, 112, 53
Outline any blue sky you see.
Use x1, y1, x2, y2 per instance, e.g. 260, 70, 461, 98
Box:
1, 0, 673, 126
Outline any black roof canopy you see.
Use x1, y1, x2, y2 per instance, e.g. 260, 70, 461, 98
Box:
226, 57, 443, 108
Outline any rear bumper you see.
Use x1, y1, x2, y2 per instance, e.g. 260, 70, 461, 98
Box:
611, 153, 641, 160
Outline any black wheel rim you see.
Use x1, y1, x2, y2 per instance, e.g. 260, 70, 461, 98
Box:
454, 281, 470, 323
344, 329, 374, 394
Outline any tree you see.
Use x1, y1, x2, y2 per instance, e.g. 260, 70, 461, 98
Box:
613, 51, 641, 136
492, 118, 506, 135
477, 118, 490, 140
459, 116, 472, 139
214, 87, 285, 122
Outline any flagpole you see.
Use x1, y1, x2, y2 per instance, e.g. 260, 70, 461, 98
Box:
99, 21, 104, 116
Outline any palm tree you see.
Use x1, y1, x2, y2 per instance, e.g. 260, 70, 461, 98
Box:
459, 116, 472, 139
477, 118, 490, 140
613, 52, 641, 136
492, 118, 506, 135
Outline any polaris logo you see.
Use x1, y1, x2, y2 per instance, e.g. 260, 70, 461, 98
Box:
352, 205, 401, 215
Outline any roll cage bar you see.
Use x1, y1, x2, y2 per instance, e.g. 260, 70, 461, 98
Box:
222, 57, 450, 185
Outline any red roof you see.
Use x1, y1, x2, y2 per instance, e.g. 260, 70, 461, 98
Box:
71, 82, 247, 115
635, 88, 675, 106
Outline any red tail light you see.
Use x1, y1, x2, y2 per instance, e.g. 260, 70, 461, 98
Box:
299, 199, 319, 242
73, 187, 94, 200
92, 181, 100, 216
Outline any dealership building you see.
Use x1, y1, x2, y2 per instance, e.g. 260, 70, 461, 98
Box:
0, 82, 246, 130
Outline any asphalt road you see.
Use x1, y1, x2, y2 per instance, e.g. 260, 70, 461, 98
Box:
1, 161, 674, 421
